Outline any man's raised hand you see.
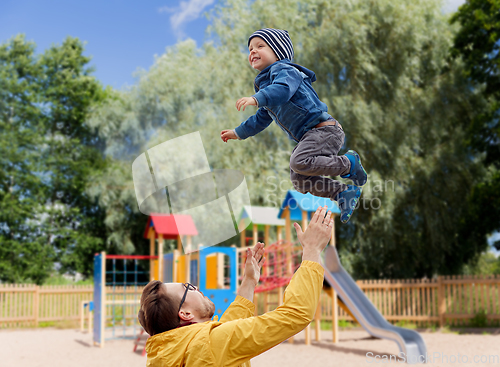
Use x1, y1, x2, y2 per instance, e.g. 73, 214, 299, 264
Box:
244, 242, 265, 286
294, 206, 333, 263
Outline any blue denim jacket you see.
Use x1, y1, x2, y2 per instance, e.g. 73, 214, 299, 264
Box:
234, 59, 331, 143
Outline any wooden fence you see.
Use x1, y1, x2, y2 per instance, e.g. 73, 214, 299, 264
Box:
0, 284, 93, 328
2, 274, 500, 329
319, 275, 500, 327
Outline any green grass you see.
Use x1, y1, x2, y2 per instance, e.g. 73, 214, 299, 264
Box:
469, 310, 488, 328
394, 320, 418, 329
38, 321, 57, 328
43, 273, 93, 286
310, 320, 359, 330
441, 326, 460, 334
428, 324, 439, 332
18, 319, 80, 329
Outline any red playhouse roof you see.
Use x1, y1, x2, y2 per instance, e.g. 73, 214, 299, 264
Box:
143, 214, 198, 239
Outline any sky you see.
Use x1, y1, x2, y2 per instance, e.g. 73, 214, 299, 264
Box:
1, 0, 467, 90
0, 0, 217, 89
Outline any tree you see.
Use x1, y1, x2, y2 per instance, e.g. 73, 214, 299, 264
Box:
36, 36, 109, 279
463, 250, 500, 275
0, 35, 108, 284
450, 0, 500, 267
451, 0, 500, 166
90, 0, 488, 278
0, 36, 51, 283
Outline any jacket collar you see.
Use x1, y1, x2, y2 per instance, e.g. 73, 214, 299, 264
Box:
255, 59, 290, 86
176, 321, 197, 329
254, 59, 317, 88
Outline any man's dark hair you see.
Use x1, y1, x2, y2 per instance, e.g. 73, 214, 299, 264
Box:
138, 280, 180, 335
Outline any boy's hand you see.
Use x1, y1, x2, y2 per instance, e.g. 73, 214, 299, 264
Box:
221, 129, 238, 143
236, 97, 257, 111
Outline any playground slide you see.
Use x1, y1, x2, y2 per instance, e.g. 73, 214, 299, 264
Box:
321, 246, 428, 364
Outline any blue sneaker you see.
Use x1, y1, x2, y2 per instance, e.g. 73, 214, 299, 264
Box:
341, 150, 367, 187
336, 185, 362, 223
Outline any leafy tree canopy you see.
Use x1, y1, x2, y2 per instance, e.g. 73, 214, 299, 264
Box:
450, 0, 500, 258
0, 35, 108, 284
450, 0, 500, 164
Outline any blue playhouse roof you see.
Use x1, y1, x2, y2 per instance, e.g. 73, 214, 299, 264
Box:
278, 190, 340, 221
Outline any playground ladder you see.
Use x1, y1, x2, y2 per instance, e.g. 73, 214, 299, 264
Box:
133, 329, 149, 356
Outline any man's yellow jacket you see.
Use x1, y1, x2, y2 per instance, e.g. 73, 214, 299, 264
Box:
145, 261, 324, 367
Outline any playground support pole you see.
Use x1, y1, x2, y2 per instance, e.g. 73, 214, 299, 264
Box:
158, 234, 164, 282
217, 253, 224, 288
284, 208, 292, 277
252, 224, 258, 246
264, 225, 270, 313
240, 221, 246, 247
100, 251, 106, 348
313, 208, 322, 341
197, 243, 201, 286
331, 218, 335, 249
149, 235, 155, 281
277, 225, 284, 310
302, 210, 311, 346
315, 302, 322, 342
331, 216, 339, 343
284, 208, 294, 344
185, 236, 192, 283
173, 249, 180, 282
177, 235, 182, 252
264, 225, 270, 247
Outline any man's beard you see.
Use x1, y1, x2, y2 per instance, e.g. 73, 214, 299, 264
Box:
200, 298, 216, 319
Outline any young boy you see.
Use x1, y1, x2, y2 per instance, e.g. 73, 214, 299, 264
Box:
221, 28, 367, 223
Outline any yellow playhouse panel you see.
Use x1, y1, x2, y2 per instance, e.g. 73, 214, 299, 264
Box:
176, 255, 186, 283
152, 259, 158, 280
206, 254, 218, 289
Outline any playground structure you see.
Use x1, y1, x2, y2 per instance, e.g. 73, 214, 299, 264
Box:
93, 253, 154, 347
91, 189, 427, 362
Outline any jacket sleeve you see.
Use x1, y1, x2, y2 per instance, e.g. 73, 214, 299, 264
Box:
218, 296, 255, 323
253, 65, 305, 107
208, 261, 324, 367
234, 107, 273, 140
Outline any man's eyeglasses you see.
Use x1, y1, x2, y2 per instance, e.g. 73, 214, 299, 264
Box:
178, 283, 196, 312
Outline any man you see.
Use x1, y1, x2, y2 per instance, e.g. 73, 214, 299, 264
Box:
139, 205, 333, 367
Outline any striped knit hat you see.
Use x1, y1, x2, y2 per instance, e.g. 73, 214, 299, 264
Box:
248, 28, 294, 61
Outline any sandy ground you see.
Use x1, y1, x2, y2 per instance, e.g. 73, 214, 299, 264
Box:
0, 327, 499, 367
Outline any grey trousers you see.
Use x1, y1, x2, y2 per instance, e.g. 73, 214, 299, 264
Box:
290, 124, 351, 201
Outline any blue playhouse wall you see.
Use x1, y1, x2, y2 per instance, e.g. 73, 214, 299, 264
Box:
199, 246, 238, 320
162, 247, 238, 321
